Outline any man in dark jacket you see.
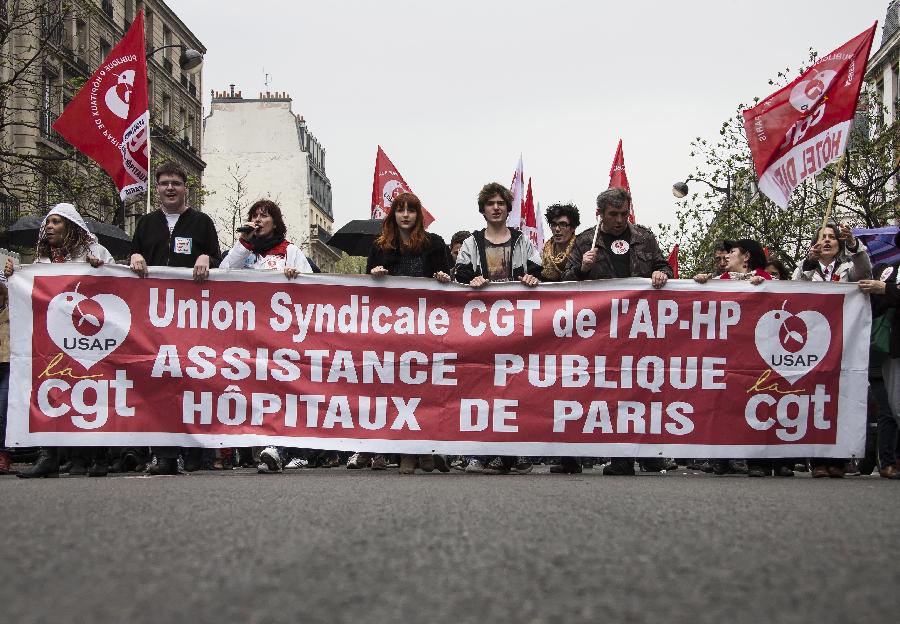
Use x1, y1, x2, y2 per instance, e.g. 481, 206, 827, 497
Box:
130, 162, 221, 475
563, 187, 671, 286
129, 161, 221, 283
563, 187, 672, 476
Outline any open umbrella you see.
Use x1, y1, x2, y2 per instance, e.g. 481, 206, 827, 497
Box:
853, 226, 900, 266
7, 215, 133, 257
327, 219, 382, 256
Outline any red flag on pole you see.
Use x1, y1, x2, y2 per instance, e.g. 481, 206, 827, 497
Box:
667, 244, 680, 279
521, 177, 544, 249
370, 146, 434, 228
506, 155, 525, 228
742, 24, 876, 209
607, 139, 634, 223
53, 10, 149, 200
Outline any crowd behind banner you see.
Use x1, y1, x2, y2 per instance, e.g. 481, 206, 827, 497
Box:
0, 162, 897, 481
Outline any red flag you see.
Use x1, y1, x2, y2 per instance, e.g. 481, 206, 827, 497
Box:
607, 139, 634, 223
742, 24, 876, 209
521, 177, 544, 249
506, 155, 525, 228
370, 146, 434, 228
53, 11, 149, 201
667, 244, 680, 279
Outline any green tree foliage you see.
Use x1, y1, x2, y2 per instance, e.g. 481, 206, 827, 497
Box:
659, 50, 900, 277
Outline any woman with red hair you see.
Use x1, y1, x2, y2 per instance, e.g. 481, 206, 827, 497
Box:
345, 192, 451, 474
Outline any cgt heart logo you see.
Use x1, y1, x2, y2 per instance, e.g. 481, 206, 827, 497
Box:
45, 282, 131, 370
754, 301, 831, 386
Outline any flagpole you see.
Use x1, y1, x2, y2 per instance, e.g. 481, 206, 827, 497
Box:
821, 154, 846, 228
145, 130, 152, 216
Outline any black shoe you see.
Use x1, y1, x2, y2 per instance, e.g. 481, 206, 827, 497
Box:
603, 459, 635, 476
183, 451, 203, 472
747, 467, 768, 477
88, 460, 109, 477
712, 460, 730, 476
16, 450, 59, 479
108, 457, 123, 473
774, 465, 795, 477
121, 451, 140, 472
68, 458, 88, 476
148, 457, 178, 475
550, 457, 583, 474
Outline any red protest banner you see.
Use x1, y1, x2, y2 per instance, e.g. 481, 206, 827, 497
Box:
608, 139, 634, 223
370, 146, 435, 227
7, 265, 868, 458
52, 10, 149, 201
742, 24, 876, 209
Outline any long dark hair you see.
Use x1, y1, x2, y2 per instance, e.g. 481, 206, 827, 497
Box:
375, 192, 426, 254
247, 199, 287, 238
37, 215, 92, 260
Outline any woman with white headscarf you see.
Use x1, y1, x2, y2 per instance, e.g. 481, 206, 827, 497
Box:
4, 203, 114, 478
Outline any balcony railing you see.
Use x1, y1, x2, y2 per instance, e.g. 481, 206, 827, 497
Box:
0, 194, 21, 229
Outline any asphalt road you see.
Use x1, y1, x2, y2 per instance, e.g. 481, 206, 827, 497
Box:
2, 465, 899, 623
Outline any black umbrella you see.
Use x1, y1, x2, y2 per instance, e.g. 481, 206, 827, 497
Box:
7, 215, 133, 257
327, 219, 383, 256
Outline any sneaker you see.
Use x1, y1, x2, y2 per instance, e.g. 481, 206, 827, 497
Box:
484, 457, 511, 475
346, 452, 366, 469
370, 455, 388, 470
258, 447, 282, 473
514, 457, 533, 474
450, 458, 468, 471
465, 458, 484, 473
285, 458, 308, 470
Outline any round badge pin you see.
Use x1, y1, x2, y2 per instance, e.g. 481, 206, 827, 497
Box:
611, 240, 630, 255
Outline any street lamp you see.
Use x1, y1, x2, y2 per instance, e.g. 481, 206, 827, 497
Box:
672, 177, 731, 203
149, 44, 203, 73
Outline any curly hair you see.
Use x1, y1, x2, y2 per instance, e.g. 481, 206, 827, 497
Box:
37, 215, 93, 260
247, 199, 287, 238
544, 203, 580, 229
477, 183, 513, 214
375, 192, 427, 254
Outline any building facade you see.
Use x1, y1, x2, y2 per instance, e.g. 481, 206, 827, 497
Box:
868, 2, 900, 125
0, 0, 205, 241
202, 87, 340, 272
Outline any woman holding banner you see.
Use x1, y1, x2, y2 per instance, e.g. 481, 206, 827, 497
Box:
360, 191, 452, 475
3, 203, 114, 478
795, 222, 871, 478
220, 199, 312, 474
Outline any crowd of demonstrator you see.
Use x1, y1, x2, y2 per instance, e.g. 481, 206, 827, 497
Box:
1, 161, 899, 480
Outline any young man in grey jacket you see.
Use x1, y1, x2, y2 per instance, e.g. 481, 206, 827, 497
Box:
454, 182, 542, 287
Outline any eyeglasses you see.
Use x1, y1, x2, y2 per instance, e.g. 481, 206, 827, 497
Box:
550, 221, 571, 229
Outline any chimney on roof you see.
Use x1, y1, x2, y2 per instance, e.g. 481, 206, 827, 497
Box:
884, 1, 900, 45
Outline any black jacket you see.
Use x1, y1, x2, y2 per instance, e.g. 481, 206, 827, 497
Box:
131, 208, 221, 268
562, 223, 672, 281
365, 232, 451, 278
871, 262, 900, 358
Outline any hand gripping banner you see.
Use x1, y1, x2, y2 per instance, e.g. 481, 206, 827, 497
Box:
7, 265, 870, 458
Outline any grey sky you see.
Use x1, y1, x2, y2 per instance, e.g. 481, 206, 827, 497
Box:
168, 0, 886, 243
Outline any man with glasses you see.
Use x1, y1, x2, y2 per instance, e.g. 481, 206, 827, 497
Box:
129, 161, 222, 475
129, 161, 221, 284
540, 203, 580, 282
